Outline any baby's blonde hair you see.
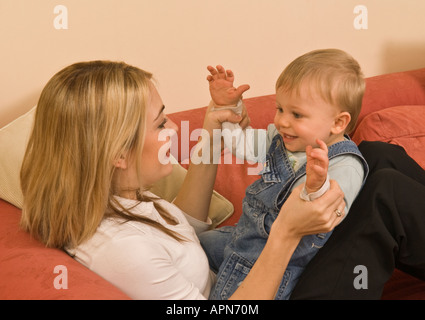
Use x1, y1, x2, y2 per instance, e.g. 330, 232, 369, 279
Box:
276, 49, 365, 134
20, 61, 183, 248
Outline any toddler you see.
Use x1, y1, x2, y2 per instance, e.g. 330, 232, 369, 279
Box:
200, 49, 369, 300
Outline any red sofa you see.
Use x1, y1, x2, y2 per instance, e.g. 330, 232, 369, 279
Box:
1, 68, 425, 299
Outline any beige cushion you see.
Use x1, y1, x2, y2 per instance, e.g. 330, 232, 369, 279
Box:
0, 107, 36, 209
150, 160, 234, 228
0, 107, 233, 228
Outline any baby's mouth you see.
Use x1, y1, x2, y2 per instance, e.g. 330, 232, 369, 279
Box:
283, 133, 297, 140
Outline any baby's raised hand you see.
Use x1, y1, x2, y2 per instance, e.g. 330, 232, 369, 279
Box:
305, 139, 329, 194
207, 65, 250, 106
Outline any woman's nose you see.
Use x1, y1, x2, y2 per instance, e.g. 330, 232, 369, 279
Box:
166, 117, 179, 133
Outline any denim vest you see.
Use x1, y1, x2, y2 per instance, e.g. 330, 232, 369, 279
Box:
209, 134, 369, 300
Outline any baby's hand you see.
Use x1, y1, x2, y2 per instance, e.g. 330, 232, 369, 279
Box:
207, 65, 250, 106
305, 139, 329, 194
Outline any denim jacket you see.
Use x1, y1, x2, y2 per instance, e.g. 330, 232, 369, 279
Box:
208, 134, 369, 300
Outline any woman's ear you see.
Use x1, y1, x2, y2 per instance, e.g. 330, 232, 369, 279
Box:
331, 111, 351, 135
113, 155, 128, 169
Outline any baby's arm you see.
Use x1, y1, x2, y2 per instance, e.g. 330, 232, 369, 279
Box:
207, 65, 263, 162
300, 139, 330, 201
299, 147, 365, 222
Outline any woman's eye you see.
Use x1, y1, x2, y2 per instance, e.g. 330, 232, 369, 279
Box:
158, 118, 168, 129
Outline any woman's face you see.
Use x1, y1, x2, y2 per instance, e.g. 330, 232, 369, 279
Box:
114, 82, 178, 197
137, 83, 179, 187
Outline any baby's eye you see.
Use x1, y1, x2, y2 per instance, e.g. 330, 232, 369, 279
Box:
293, 112, 302, 119
276, 106, 283, 113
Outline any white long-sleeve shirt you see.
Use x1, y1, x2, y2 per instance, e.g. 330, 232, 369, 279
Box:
66, 193, 214, 300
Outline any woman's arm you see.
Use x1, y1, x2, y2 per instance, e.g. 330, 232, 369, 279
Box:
173, 65, 250, 221
229, 181, 346, 299
172, 159, 218, 223
173, 104, 249, 222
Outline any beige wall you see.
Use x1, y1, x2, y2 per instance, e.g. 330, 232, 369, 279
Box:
1, 0, 425, 128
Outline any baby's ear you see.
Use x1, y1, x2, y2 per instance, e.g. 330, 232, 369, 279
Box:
331, 111, 351, 135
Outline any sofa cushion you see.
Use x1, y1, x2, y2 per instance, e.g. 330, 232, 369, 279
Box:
352, 105, 425, 169
0, 198, 131, 299
357, 68, 425, 129
0, 107, 233, 228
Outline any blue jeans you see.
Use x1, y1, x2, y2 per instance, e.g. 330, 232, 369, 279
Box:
199, 226, 234, 274
199, 211, 331, 300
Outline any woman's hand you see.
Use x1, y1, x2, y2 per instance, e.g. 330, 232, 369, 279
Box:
202, 99, 251, 138
272, 180, 346, 241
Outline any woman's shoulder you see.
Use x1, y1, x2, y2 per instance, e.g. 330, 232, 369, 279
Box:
67, 217, 171, 268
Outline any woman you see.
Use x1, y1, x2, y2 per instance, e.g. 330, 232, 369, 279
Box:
20, 61, 345, 299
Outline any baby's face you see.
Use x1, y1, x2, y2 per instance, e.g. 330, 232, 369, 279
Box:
274, 81, 341, 152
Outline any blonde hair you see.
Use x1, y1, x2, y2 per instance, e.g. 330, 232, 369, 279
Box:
276, 49, 365, 134
20, 61, 183, 249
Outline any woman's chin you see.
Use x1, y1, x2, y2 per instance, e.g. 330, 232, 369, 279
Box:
161, 161, 174, 177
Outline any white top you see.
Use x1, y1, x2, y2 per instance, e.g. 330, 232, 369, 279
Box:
66, 192, 215, 300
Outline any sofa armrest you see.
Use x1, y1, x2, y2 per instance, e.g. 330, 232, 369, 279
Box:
0, 199, 131, 299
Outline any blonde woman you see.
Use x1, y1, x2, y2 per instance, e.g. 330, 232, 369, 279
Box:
20, 61, 346, 299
